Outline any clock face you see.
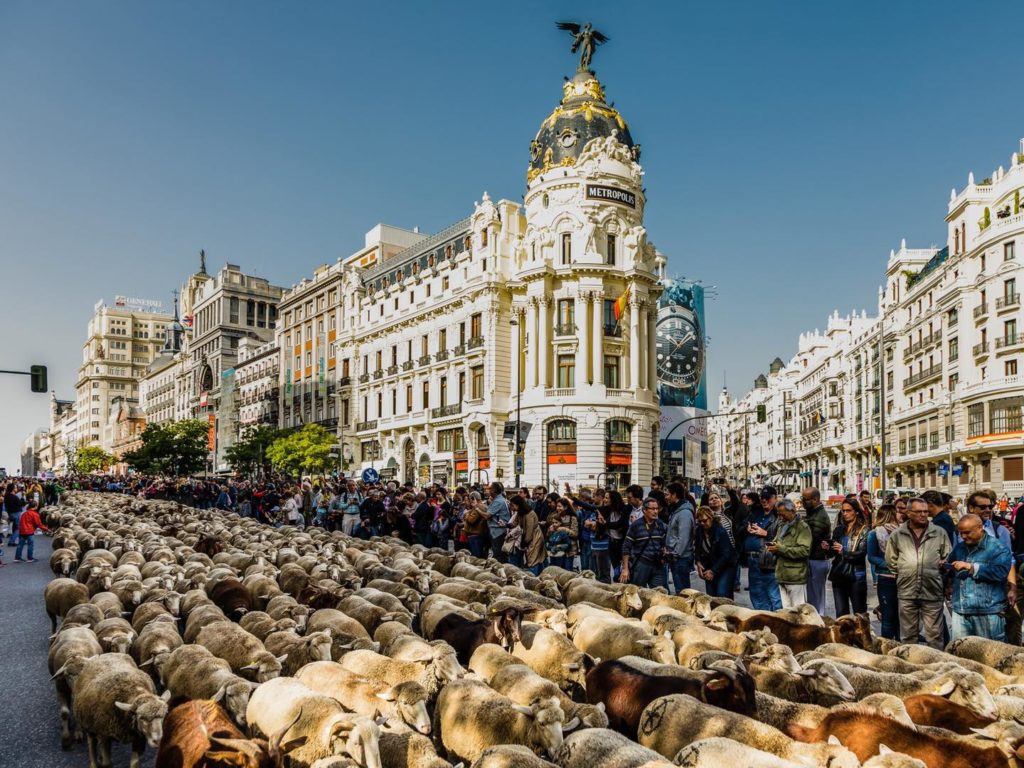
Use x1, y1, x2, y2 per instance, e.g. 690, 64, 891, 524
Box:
656, 306, 703, 392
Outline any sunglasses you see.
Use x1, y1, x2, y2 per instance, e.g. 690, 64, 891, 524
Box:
973, 503, 994, 510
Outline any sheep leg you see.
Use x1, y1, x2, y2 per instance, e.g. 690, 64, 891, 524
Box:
129, 736, 144, 768
58, 692, 72, 750
49, 612, 57, 633
98, 736, 112, 768
85, 733, 97, 768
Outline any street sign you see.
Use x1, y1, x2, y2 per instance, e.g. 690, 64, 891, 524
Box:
514, 454, 524, 474
362, 468, 379, 484
952, 464, 963, 476
938, 463, 949, 477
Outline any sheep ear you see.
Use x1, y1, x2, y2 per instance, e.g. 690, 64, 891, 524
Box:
211, 684, 226, 702
139, 658, 155, 668
970, 726, 999, 741
376, 689, 397, 702
50, 662, 70, 680
636, 639, 655, 648
114, 701, 133, 712
827, 735, 841, 746
276, 654, 289, 663
878, 745, 893, 756
563, 717, 580, 731
933, 679, 956, 697
795, 669, 818, 678
704, 674, 730, 690
511, 704, 534, 718
240, 663, 259, 671
562, 663, 580, 671
161, 690, 173, 701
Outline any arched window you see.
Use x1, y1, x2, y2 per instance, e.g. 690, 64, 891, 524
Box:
547, 420, 577, 467
605, 420, 632, 487
476, 427, 490, 471
481, 229, 488, 248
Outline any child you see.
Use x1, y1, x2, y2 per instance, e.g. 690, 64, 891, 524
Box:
546, 517, 571, 570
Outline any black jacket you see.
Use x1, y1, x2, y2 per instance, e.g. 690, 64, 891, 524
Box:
805, 504, 832, 561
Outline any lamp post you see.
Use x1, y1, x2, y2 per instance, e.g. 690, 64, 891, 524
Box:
947, 390, 956, 495
510, 317, 522, 487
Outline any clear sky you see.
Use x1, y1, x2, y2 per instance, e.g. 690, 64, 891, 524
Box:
2, 0, 1022, 472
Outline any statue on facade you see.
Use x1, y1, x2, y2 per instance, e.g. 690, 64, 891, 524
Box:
199, 249, 207, 273
556, 21, 609, 72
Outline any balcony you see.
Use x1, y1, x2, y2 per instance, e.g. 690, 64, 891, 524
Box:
435, 349, 449, 362
430, 403, 461, 418
973, 341, 989, 357
468, 336, 485, 350
604, 322, 623, 338
974, 304, 989, 320
544, 388, 575, 398
903, 333, 939, 359
995, 334, 1023, 352
355, 420, 378, 432
554, 323, 577, 337
452, 344, 466, 356
338, 376, 351, 387
358, 373, 370, 383
904, 364, 942, 389
402, 361, 414, 371
418, 355, 431, 366
387, 365, 398, 375
315, 417, 339, 429
996, 294, 1020, 312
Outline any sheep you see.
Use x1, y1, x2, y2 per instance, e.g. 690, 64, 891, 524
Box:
132, 621, 183, 677
553, 728, 674, 768
526, 608, 569, 635
48, 625, 104, 749
947, 635, 1024, 675
470, 744, 556, 768
571, 613, 675, 665
890, 644, 1022, 691
56, 602, 106, 632
749, 658, 857, 704
240, 611, 300, 643
707, 602, 825, 629
785, 707, 1019, 768
247, 677, 382, 768
420, 594, 484, 637
162, 644, 257, 728
90, 591, 127, 620
667, 622, 777, 660
45, 578, 91, 632
901, 694, 997, 734
208, 577, 255, 621
468, 643, 521, 682
50, 547, 80, 577
131, 601, 177, 636
338, 647, 463, 703
377, 731, 454, 768
635, 694, 860, 767
265, 594, 311, 631
72, 653, 170, 768
819, 661, 998, 720
337, 594, 411, 635
490, 663, 608, 731
511, 623, 594, 697
197, 621, 285, 683
434, 678, 571, 764
428, 605, 524, 665
93, 617, 137, 654
183, 603, 230, 643
265, 629, 333, 676
564, 582, 644, 617
295, 661, 431, 735
155, 698, 296, 768
673, 737, 817, 768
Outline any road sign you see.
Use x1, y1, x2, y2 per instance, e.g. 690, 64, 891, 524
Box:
362, 468, 379, 484
514, 454, 524, 474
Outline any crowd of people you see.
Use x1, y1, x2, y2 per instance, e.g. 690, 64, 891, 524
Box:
5, 470, 1024, 649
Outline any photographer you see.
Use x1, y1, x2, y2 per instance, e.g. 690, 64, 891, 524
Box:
620, 497, 668, 589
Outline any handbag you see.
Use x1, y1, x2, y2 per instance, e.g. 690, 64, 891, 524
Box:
828, 556, 856, 583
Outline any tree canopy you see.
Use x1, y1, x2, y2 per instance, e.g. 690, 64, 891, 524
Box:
74, 445, 112, 473
225, 425, 286, 475
265, 423, 336, 475
122, 419, 209, 475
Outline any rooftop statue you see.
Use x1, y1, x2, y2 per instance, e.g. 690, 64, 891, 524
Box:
556, 21, 609, 72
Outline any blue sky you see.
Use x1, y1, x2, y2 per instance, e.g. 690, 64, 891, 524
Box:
2, 1, 1022, 471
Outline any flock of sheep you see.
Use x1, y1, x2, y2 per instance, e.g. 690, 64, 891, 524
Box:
38, 490, 1024, 768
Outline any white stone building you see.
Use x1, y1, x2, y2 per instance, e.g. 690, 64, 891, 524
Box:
710, 138, 1024, 498
236, 337, 280, 434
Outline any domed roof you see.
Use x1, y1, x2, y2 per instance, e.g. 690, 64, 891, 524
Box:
527, 70, 635, 185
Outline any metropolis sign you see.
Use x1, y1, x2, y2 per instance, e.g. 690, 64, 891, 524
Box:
585, 184, 635, 208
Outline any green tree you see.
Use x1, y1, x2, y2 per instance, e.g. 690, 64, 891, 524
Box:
74, 445, 112, 473
266, 423, 335, 475
225, 425, 286, 475
123, 419, 210, 476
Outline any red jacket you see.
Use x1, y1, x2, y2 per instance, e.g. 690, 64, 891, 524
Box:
18, 509, 48, 536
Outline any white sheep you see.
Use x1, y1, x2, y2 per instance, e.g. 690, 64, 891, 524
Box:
571, 613, 675, 664
553, 728, 673, 768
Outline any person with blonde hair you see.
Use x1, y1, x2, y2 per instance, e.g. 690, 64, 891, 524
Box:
694, 505, 737, 598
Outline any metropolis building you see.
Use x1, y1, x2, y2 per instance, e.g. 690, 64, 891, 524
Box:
302, 61, 666, 487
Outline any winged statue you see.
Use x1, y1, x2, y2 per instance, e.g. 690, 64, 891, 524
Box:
556, 21, 609, 72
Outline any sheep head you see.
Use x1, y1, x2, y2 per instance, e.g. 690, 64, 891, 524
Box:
512, 696, 574, 759
376, 682, 430, 735
115, 690, 170, 748
798, 660, 856, 702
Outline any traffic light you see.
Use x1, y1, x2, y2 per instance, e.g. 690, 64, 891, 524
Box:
756, 404, 767, 423
29, 365, 47, 393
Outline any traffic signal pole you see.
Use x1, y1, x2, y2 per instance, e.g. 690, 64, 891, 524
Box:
0, 365, 48, 392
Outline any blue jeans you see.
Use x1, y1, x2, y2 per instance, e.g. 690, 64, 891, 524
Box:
670, 557, 693, 594
876, 576, 899, 640
707, 564, 736, 598
579, 539, 592, 572
630, 559, 667, 589
549, 555, 570, 570
508, 550, 524, 568
951, 612, 1006, 642
15, 532, 34, 560
748, 567, 782, 610
7, 512, 20, 545
468, 535, 488, 558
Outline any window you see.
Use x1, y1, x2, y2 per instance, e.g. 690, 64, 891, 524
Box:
421, 335, 428, 357
470, 313, 482, 338
1006, 242, 1016, 261
422, 381, 430, 409
481, 229, 488, 248
948, 373, 958, 391
948, 308, 958, 325
442, 276, 449, 292
440, 377, 448, 406
990, 397, 1022, 434
471, 365, 484, 399
561, 233, 572, 265
1006, 319, 1018, 344
603, 299, 617, 329
557, 354, 575, 388
438, 429, 452, 452
1006, 457, 1024, 482
606, 234, 616, 265
229, 297, 239, 324
375, 350, 382, 370
557, 299, 575, 333
439, 328, 447, 350
306, 352, 312, 366
459, 322, 466, 345
604, 355, 620, 388
948, 338, 958, 362
361, 441, 376, 461
1007, 360, 1018, 376
342, 399, 350, 424
376, 392, 382, 417
606, 420, 631, 443
458, 371, 465, 401
391, 345, 397, 366
246, 300, 255, 326
886, 371, 894, 390
968, 403, 985, 438
391, 388, 397, 414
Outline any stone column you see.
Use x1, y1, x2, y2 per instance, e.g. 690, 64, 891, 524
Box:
637, 299, 647, 390
538, 298, 550, 390
629, 294, 640, 390
526, 299, 538, 390
511, 307, 522, 400
647, 307, 658, 395
575, 293, 588, 387
592, 293, 603, 386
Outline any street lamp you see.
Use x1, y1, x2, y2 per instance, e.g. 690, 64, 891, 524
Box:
510, 317, 523, 487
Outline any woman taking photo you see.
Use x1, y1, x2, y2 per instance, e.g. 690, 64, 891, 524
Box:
695, 506, 737, 598
829, 497, 869, 615
866, 503, 900, 639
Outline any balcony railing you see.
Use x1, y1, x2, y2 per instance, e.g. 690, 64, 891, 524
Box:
402, 361, 415, 371
418, 355, 431, 366
554, 323, 577, 337
995, 334, 1021, 350
358, 373, 370, 383
996, 294, 1020, 310
973, 341, 989, 356
387, 365, 398, 375
452, 344, 466, 356
904, 364, 942, 388
315, 417, 339, 429
468, 336, 485, 349
430, 404, 461, 418
435, 349, 449, 362
604, 322, 623, 338
355, 420, 378, 432
904, 333, 939, 358
338, 377, 351, 386
372, 370, 383, 380
974, 304, 989, 319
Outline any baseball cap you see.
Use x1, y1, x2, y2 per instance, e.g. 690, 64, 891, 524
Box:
760, 485, 777, 500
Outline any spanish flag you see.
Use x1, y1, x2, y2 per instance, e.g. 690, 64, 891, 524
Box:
612, 286, 630, 321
